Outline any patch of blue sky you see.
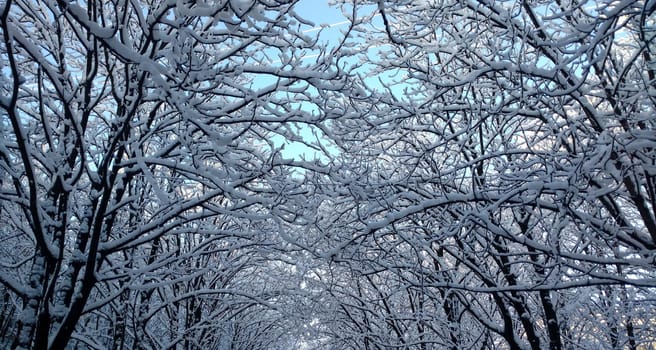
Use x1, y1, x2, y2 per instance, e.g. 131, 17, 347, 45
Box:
244, 0, 365, 162
234, 1, 420, 163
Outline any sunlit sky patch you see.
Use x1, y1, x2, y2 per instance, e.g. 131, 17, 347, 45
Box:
261, 0, 351, 162
264, 0, 386, 162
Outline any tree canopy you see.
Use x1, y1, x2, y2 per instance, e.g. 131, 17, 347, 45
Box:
1, 0, 655, 349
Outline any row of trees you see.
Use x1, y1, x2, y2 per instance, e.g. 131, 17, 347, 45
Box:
307, 0, 656, 348
1, 0, 655, 349
0, 0, 336, 348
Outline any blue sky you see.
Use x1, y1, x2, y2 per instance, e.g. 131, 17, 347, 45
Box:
295, 0, 348, 29
256, 0, 386, 162
260, 0, 351, 162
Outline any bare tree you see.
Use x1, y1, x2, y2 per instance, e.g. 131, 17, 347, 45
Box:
312, 0, 656, 348
0, 0, 343, 348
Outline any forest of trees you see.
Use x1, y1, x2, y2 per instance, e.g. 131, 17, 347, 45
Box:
0, 0, 655, 349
